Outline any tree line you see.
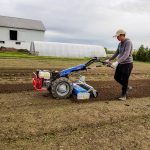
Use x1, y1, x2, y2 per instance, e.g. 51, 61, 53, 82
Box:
133, 45, 150, 62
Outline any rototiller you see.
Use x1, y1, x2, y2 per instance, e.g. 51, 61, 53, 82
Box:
32, 57, 108, 100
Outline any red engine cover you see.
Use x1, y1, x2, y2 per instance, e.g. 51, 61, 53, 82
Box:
32, 72, 44, 91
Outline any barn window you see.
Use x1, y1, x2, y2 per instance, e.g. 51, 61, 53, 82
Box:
0, 41, 5, 44
10, 30, 17, 40
16, 42, 21, 45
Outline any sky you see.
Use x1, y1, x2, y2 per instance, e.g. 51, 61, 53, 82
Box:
0, 0, 150, 50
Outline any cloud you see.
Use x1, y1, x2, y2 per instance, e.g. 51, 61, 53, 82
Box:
110, 0, 150, 14
0, 0, 150, 49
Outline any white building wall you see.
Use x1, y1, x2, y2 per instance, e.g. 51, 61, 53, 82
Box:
0, 41, 30, 50
0, 27, 44, 50
0, 27, 44, 42
0, 27, 9, 41
18, 29, 44, 42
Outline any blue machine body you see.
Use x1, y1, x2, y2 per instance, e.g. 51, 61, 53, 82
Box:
72, 83, 88, 95
59, 64, 86, 77
59, 64, 89, 96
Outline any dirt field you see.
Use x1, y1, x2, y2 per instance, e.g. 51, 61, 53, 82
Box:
0, 58, 150, 149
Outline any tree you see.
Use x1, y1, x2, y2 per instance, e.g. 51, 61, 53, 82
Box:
136, 45, 147, 61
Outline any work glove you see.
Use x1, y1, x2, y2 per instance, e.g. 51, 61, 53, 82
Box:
103, 59, 111, 67
111, 61, 119, 69
104, 59, 110, 63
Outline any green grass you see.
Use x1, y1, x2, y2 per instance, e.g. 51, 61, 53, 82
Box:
0, 51, 30, 57
0, 51, 107, 64
0, 51, 90, 61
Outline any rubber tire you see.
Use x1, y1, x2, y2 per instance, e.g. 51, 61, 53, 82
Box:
51, 77, 73, 99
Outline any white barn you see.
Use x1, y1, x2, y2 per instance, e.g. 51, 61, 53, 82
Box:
0, 15, 45, 49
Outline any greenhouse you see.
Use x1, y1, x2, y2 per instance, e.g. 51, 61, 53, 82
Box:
30, 41, 106, 58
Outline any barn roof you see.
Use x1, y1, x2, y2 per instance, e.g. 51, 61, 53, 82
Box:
0, 15, 45, 31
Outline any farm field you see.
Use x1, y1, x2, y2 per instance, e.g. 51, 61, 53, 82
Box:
0, 57, 150, 149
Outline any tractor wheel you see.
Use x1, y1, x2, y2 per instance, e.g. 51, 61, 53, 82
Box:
51, 77, 73, 99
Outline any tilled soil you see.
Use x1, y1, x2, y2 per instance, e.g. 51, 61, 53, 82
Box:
0, 67, 149, 100
0, 66, 150, 149
0, 79, 149, 100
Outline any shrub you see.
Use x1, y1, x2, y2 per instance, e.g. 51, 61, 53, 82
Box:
132, 51, 137, 60
134, 45, 150, 62
17, 49, 31, 54
104, 47, 115, 54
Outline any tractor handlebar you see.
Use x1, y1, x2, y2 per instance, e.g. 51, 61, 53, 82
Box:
85, 57, 101, 67
85, 57, 113, 68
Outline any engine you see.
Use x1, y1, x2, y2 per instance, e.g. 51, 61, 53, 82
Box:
38, 70, 51, 79
33, 70, 51, 90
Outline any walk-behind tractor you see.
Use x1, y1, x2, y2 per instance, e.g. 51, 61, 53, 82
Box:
32, 57, 108, 100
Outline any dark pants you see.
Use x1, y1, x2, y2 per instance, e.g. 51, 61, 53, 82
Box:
114, 63, 133, 96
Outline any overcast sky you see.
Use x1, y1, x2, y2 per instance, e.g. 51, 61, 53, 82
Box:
0, 0, 150, 49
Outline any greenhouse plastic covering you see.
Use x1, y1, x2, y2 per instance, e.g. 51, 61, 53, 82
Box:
31, 41, 107, 58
